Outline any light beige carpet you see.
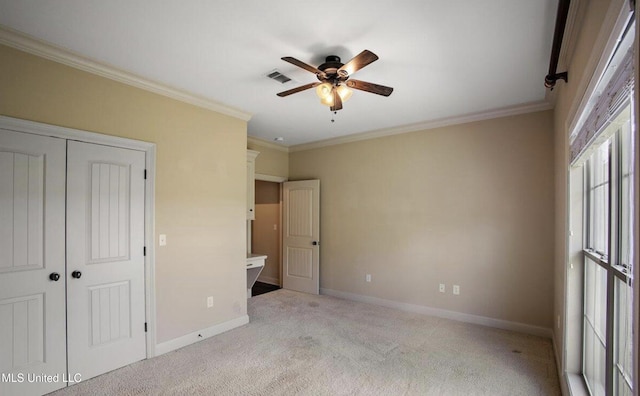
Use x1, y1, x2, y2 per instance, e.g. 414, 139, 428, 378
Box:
50, 289, 560, 395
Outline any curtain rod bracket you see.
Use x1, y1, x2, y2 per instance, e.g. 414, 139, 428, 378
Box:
544, 72, 568, 90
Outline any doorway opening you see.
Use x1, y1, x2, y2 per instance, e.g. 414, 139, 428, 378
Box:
251, 180, 282, 296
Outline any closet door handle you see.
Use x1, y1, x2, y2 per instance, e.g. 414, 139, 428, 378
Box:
71, 270, 82, 279
312, 241, 319, 246
49, 272, 60, 281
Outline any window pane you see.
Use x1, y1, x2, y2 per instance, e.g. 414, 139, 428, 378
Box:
585, 258, 595, 322
619, 119, 634, 270
584, 257, 607, 395
589, 140, 610, 256
584, 321, 606, 396
614, 275, 633, 394
616, 372, 633, 396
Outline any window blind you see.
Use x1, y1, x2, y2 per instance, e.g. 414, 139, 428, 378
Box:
570, 47, 635, 165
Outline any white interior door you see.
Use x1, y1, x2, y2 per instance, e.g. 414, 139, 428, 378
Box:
0, 130, 67, 396
282, 180, 320, 295
66, 141, 146, 381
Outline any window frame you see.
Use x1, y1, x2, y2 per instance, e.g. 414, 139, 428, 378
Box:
582, 112, 634, 395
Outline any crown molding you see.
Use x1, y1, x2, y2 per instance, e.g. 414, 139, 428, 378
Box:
247, 136, 290, 152
0, 25, 252, 122
289, 101, 553, 152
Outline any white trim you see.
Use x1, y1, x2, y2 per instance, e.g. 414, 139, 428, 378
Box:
248, 136, 289, 153
552, 331, 570, 396
144, 146, 157, 357
255, 173, 288, 183
0, 26, 252, 122
320, 288, 553, 338
556, 0, 585, 74
0, 115, 158, 358
562, 160, 572, 382
290, 101, 553, 152
0, 115, 153, 150
566, 373, 590, 396
154, 315, 249, 356
566, 0, 633, 138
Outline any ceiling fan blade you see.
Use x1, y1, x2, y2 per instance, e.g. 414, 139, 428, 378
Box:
346, 79, 394, 96
330, 88, 343, 111
281, 57, 324, 76
276, 82, 319, 97
338, 50, 379, 76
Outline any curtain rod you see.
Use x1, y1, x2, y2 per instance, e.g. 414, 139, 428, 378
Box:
544, 0, 571, 90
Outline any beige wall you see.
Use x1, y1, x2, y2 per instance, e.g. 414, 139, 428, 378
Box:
290, 110, 555, 328
0, 45, 248, 344
252, 181, 281, 285
247, 138, 289, 178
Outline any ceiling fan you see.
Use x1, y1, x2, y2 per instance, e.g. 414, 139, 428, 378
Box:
276, 50, 393, 112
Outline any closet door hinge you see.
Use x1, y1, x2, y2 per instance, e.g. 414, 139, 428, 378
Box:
143, 246, 146, 256
144, 169, 147, 180
144, 322, 147, 333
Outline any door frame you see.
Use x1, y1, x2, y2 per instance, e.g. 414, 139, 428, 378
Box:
254, 174, 286, 286
0, 115, 158, 358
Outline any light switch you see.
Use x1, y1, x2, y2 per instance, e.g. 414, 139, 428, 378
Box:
159, 234, 167, 246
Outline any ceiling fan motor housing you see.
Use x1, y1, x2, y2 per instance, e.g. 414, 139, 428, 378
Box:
317, 55, 345, 81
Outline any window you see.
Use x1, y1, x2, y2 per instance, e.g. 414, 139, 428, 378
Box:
582, 111, 634, 396
566, 9, 635, 396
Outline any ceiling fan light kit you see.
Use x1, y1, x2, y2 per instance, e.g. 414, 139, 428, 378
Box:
277, 50, 393, 113
316, 83, 353, 107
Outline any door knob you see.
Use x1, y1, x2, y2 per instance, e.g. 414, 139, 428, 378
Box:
49, 272, 60, 281
71, 270, 82, 279
312, 241, 319, 246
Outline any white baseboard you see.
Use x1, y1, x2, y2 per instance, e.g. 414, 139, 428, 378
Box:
154, 315, 249, 356
257, 276, 280, 286
320, 288, 553, 338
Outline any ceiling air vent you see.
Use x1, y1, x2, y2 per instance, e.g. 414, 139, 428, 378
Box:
266, 69, 292, 84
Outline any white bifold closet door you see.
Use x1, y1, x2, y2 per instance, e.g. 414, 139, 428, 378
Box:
0, 131, 67, 396
66, 141, 146, 381
0, 131, 146, 396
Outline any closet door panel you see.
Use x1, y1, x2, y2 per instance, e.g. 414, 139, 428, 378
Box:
0, 130, 66, 396
66, 140, 146, 382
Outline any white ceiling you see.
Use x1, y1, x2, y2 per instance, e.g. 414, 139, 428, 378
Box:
0, 0, 558, 146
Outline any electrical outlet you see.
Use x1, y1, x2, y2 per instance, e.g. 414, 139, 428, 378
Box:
439, 284, 445, 293
207, 296, 214, 308
366, 274, 371, 282
453, 285, 460, 295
